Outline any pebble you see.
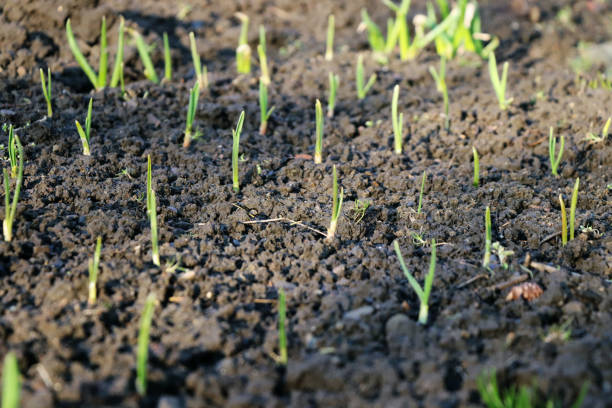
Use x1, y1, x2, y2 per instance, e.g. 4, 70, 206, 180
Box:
343, 305, 374, 320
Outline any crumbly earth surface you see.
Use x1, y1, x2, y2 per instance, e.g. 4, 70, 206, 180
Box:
0, 0, 611, 407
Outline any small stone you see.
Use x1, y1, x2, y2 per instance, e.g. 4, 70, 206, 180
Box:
562, 301, 584, 315
157, 396, 183, 408
343, 305, 374, 320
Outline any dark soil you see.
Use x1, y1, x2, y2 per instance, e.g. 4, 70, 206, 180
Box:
1, 0, 611, 407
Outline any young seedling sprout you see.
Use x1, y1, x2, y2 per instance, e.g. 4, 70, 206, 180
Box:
356, 54, 377, 100
2, 352, 20, 408
417, 171, 426, 214
259, 79, 275, 135
146, 155, 160, 266
393, 238, 436, 325
488, 53, 512, 110
258, 25, 270, 86
39, 68, 52, 118
163, 32, 172, 82
391, 85, 404, 154
189, 32, 208, 89
183, 82, 200, 148
383, 0, 411, 59
235, 13, 251, 74
277, 288, 288, 365
75, 98, 93, 156
482, 206, 492, 267
326, 165, 344, 241
136, 293, 156, 396
88, 236, 102, 306
327, 72, 339, 118
549, 127, 564, 177
109, 17, 125, 88
570, 178, 579, 241
428, 57, 449, 129
3, 133, 23, 242
129, 28, 159, 84
232, 111, 246, 193
314, 99, 324, 164
325, 15, 335, 61
585, 117, 610, 143
7, 125, 17, 179
559, 194, 568, 246
473, 146, 480, 187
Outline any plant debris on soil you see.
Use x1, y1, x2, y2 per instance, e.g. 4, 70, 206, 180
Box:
0, 0, 611, 407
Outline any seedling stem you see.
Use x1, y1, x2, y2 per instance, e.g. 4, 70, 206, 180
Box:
40, 68, 52, 118
326, 165, 344, 241
136, 293, 156, 396
232, 111, 245, 193
314, 99, 324, 163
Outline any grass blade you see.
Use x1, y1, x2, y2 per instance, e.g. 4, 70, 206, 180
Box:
66, 19, 99, 89
136, 293, 156, 396
98, 16, 108, 89
110, 17, 125, 88
2, 352, 20, 408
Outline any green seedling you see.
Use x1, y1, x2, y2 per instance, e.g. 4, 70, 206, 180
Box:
3, 133, 23, 242
259, 79, 275, 135
585, 117, 610, 143
75, 97, 93, 156
314, 99, 324, 164
183, 82, 200, 148
136, 293, 156, 396
472, 146, 479, 187
109, 17, 125, 88
236, 12, 251, 74
482, 206, 492, 267
327, 72, 339, 118
189, 32, 208, 89
66, 17, 124, 91
326, 165, 344, 241
356, 54, 377, 99
146, 155, 160, 266
325, 14, 335, 61
360, 9, 386, 54
488, 53, 512, 110
119, 62, 127, 99
570, 178, 579, 241
2, 352, 20, 408
559, 194, 567, 246
491, 242, 513, 269
417, 171, 426, 214
352, 199, 370, 223
549, 127, 564, 177
258, 25, 270, 85
393, 238, 436, 324
232, 111, 245, 193
7, 125, 17, 179
88, 236, 102, 306
163, 32, 172, 82
39, 68, 52, 118
383, 0, 410, 59
129, 28, 159, 84
428, 56, 449, 129
277, 288, 288, 365
392, 85, 404, 154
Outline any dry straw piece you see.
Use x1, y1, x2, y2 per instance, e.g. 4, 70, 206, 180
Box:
505, 282, 543, 302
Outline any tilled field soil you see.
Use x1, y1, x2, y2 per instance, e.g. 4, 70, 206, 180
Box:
0, 0, 611, 407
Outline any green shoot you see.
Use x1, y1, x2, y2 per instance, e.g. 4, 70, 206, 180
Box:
417, 171, 426, 214
391, 84, 404, 154
559, 194, 567, 246
189, 32, 207, 89
314, 99, 324, 164
277, 288, 288, 365
130, 29, 159, 84
360, 9, 386, 54
472, 146, 479, 187
146, 155, 160, 266
65, 18, 106, 90
3, 133, 23, 242
327, 72, 339, 118
183, 82, 200, 148
163, 32, 171, 82
2, 352, 20, 408
483, 206, 492, 267
109, 17, 125, 88
236, 13, 251, 74
88, 236, 102, 306
7, 125, 17, 179
258, 25, 270, 85
326, 165, 344, 241
259, 79, 275, 135
39, 68, 52, 118
119, 62, 126, 99
325, 15, 335, 61
352, 199, 371, 223
383, 0, 411, 59
585, 117, 610, 143
428, 56, 449, 129
488, 53, 512, 110
75, 97, 93, 156
232, 111, 245, 193
356, 54, 377, 99
570, 178, 579, 241
136, 293, 156, 396
393, 238, 436, 325
549, 127, 564, 177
